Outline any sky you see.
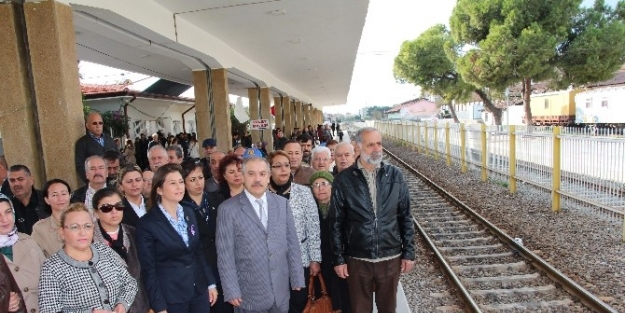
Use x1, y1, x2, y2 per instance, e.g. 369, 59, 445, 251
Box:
80, 0, 619, 114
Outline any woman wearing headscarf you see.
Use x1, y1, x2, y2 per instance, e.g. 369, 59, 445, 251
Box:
309, 171, 351, 312
0, 193, 46, 313
267, 151, 321, 313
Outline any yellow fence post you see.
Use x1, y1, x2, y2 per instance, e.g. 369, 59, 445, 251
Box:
445, 122, 451, 166
434, 123, 439, 160
460, 123, 467, 173
552, 126, 561, 212
509, 125, 517, 193
410, 122, 416, 151
481, 123, 487, 182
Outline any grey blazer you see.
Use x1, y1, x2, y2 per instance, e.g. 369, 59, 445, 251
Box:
216, 191, 305, 312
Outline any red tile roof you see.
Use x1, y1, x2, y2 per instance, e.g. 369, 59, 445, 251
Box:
386, 98, 437, 113
80, 83, 194, 102
586, 70, 625, 88
81, 83, 130, 95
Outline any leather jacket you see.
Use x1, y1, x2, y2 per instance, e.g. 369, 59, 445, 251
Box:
0, 256, 26, 313
329, 161, 415, 265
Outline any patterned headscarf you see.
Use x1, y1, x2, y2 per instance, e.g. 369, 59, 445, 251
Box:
0, 193, 19, 248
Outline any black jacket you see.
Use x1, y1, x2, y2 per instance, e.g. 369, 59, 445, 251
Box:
12, 188, 50, 235
329, 161, 415, 265
120, 196, 143, 228
70, 185, 88, 205
74, 133, 118, 183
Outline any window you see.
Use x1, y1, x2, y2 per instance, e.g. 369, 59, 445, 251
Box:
586, 98, 592, 108
544, 99, 550, 109
601, 98, 608, 108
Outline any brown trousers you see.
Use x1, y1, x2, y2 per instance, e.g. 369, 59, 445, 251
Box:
345, 256, 401, 313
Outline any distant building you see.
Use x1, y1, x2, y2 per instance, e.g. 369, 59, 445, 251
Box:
385, 98, 439, 121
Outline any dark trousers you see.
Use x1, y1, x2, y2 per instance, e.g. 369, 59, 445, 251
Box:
166, 289, 211, 313
346, 256, 401, 313
288, 266, 310, 313
234, 303, 286, 313
212, 283, 234, 313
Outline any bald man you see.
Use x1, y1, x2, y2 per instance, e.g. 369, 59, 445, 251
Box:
75, 112, 119, 183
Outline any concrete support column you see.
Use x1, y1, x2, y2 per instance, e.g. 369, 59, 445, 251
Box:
304, 104, 311, 129
211, 69, 231, 152
193, 70, 213, 146
0, 0, 85, 187
283, 96, 293, 138
295, 101, 303, 129
259, 88, 273, 152
274, 96, 283, 132
248, 88, 260, 144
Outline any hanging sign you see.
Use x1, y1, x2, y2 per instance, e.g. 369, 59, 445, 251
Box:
250, 119, 269, 130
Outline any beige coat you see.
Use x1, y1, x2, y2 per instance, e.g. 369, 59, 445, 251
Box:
3, 233, 46, 313
31, 217, 63, 258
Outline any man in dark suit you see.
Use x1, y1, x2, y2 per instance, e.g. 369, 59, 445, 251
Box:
75, 112, 118, 183
216, 157, 304, 313
70, 156, 108, 211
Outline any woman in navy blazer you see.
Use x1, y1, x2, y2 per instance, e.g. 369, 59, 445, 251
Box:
136, 164, 218, 313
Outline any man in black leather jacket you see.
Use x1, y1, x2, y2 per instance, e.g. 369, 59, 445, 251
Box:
329, 127, 415, 313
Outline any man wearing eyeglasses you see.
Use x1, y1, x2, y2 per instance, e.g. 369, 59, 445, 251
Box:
310, 146, 332, 172
75, 112, 119, 184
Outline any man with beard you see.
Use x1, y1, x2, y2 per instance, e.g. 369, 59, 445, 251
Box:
8, 165, 49, 234
70, 156, 108, 212
296, 133, 314, 165
329, 127, 415, 313
102, 150, 123, 187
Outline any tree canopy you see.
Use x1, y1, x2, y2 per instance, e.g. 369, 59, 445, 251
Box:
450, 0, 625, 123
394, 24, 503, 124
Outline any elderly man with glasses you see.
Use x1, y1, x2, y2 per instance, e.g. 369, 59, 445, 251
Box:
75, 111, 119, 184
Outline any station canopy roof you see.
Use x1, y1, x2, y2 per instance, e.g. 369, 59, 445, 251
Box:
64, 0, 370, 108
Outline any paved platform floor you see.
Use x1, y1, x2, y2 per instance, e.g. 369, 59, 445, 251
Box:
372, 282, 412, 313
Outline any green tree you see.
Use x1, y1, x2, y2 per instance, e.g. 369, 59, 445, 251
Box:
394, 24, 502, 124
450, 0, 625, 124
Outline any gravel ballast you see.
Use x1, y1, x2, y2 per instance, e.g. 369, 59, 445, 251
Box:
385, 139, 625, 312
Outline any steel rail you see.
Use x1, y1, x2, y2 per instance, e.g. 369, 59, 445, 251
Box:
384, 147, 619, 313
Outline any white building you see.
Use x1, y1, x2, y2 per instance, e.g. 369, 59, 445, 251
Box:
82, 84, 196, 139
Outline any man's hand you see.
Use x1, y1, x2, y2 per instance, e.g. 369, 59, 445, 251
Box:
310, 261, 321, 276
401, 259, 415, 273
229, 298, 242, 307
208, 288, 218, 306
334, 264, 349, 279
8, 292, 20, 313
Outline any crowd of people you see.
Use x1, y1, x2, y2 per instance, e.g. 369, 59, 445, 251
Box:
0, 111, 415, 313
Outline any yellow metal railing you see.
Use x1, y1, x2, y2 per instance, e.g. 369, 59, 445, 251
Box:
375, 120, 625, 241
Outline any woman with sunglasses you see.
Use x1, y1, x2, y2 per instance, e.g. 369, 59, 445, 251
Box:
38, 203, 137, 313
32, 179, 71, 257
118, 165, 146, 228
0, 194, 45, 313
266, 151, 321, 313
92, 188, 149, 313
136, 164, 217, 313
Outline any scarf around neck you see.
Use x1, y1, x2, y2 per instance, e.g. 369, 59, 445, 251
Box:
269, 175, 293, 199
98, 221, 127, 261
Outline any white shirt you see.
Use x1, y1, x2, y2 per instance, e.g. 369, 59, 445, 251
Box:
127, 196, 147, 218
243, 189, 268, 225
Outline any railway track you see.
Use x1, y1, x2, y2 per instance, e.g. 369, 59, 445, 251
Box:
384, 148, 618, 313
